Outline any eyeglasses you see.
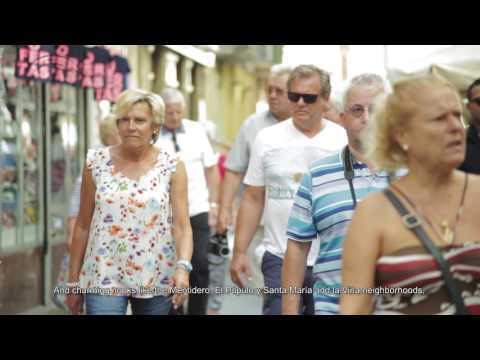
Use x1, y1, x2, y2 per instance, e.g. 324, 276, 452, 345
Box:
347, 104, 375, 118
470, 98, 480, 106
288, 92, 320, 104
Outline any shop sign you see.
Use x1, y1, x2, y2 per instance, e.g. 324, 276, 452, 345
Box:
15, 45, 130, 101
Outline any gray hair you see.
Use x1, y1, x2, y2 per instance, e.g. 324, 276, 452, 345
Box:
270, 64, 292, 79
287, 65, 331, 100
160, 88, 186, 106
329, 90, 343, 112
341, 73, 387, 111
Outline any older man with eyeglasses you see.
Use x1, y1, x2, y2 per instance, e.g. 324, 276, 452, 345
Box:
282, 74, 392, 315
230, 64, 347, 315
459, 78, 480, 174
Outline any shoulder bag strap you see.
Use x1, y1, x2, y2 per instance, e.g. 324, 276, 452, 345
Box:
342, 146, 357, 209
384, 189, 470, 315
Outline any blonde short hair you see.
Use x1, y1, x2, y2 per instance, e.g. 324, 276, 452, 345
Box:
98, 114, 118, 146
363, 74, 458, 171
114, 89, 165, 143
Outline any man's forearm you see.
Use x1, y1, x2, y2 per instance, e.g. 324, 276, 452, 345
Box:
234, 190, 264, 255
205, 166, 220, 204
220, 170, 243, 212
282, 240, 310, 315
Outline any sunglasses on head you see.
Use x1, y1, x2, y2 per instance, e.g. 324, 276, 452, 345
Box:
288, 91, 320, 104
470, 98, 480, 106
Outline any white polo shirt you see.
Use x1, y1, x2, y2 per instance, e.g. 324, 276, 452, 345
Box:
156, 119, 218, 218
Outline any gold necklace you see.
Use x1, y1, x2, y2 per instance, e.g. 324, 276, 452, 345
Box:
390, 174, 468, 246
439, 220, 456, 245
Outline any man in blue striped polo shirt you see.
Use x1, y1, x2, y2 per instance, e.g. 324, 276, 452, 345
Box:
282, 74, 391, 315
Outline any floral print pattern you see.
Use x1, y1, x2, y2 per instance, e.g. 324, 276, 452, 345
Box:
79, 147, 178, 298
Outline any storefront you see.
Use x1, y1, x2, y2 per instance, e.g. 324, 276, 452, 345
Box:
0, 45, 130, 314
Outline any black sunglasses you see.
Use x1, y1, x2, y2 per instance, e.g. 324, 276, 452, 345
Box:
288, 91, 320, 104
470, 98, 480, 106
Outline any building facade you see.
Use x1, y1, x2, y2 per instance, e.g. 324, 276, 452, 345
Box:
0, 45, 131, 314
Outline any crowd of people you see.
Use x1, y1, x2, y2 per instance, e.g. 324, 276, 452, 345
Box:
61, 62, 480, 315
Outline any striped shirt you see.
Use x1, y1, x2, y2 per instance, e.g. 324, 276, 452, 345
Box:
287, 150, 395, 315
375, 243, 480, 315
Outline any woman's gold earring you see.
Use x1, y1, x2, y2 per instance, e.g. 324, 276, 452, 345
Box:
402, 144, 409, 152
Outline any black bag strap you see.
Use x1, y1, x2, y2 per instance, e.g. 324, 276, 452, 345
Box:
342, 146, 357, 209
342, 145, 393, 209
384, 189, 470, 315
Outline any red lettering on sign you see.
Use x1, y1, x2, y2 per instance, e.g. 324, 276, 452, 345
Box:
28, 50, 39, 64
67, 57, 78, 71
18, 48, 29, 62
83, 64, 93, 77
16, 62, 28, 76
95, 87, 114, 102
82, 76, 93, 88
38, 51, 50, 65
56, 56, 67, 70
94, 88, 103, 101
39, 66, 50, 80
84, 51, 95, 64
94, 63, 105, 76
27, 64, 39, 78
56, 45, 69, 57
55, 69, 65, 82
16, 46, 129, 94
93, 76, 104, 88
106, 61, 116, 74
66, 71, 77, 84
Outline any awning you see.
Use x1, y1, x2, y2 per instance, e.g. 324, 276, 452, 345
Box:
164, 45, 216, 68
387, 45, 480, 94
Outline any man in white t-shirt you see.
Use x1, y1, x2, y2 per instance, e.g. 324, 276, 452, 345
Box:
230, 65, 348, 315
156, 89, 220, 315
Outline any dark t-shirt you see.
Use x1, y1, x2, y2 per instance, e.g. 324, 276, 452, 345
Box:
459, 125, 480, 174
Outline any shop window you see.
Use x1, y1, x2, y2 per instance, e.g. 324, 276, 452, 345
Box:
0, 46, 84, 251
48, 84, 81, 244
0, 45, 42, 250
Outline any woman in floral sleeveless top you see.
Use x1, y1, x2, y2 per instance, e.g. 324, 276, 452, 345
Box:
66, 89, 193, 315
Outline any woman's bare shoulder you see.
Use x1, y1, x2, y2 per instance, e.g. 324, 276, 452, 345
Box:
356, 191, 391, 214
464, 173, 480, 212
467, 173, 480, 188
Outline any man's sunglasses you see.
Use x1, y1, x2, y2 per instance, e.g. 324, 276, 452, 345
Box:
470, 98, 480, 106
288, 91, 320, 104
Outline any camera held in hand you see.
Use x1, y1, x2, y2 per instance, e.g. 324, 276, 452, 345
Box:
209, 233, 230, 259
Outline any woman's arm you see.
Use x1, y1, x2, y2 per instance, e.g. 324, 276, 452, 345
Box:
170, 160, 193, 309
65, 167, 96, 314
171, 160, 193, 262
340, 194, 383, 315
66, 217, 77, 252
68, 167, 96, 283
